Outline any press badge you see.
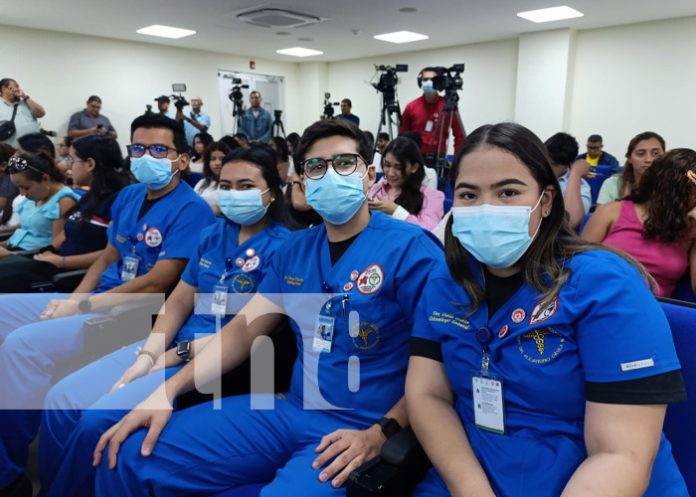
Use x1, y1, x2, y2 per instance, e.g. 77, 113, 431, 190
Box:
121, 255, 140, 281
211, 284, 228, 316
313, 314, 335, 353
472, 376, 505, 434
424, 120, 434, 132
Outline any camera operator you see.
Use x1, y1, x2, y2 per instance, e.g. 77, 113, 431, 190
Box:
68, 95, 117, 139
238, 91, 272, 144
0, 78, 45, 147
155, 95, 175, 119
336, 98, 360, 127
399, 66, 464, 161
178, 96, 210, 148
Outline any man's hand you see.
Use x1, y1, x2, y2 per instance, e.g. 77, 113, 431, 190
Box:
40, 299, 79, 320
175, 110, 186, 122
571, 159, 596, 180
312, 425, 385, 488
368, 198, 398, 215
93, 385, 174, 469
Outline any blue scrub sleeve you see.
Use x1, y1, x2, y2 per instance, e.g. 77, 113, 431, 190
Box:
394, 235, 445, 317
157, 201, 214, 260
572, 251, 682, 382
180, 224, 213, 287
257, 247, 284, 295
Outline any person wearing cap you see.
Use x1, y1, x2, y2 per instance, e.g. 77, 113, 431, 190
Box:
155, 96, 175, 120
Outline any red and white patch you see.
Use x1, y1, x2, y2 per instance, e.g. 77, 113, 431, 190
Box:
144, 227, 162, 248
242, 255, 260, 272
511, 308, 526, 323
235, 258, 245, 267
498, 325, 509, 338
350, 270, 359, 281
529, 297, 559, 326
136, 233, 144, 242
356, 264, 384, 295
343, 282, 354, 292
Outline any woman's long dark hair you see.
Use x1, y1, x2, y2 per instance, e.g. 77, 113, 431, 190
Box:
221, 144, 289, 226
444, 122, 652, 312
66, 135, 129, 222
619, 131, 665, 197
381, 137, 426, 215
201, 141, 231, 189
191, 132, 214, 162
628, 148, 696, 243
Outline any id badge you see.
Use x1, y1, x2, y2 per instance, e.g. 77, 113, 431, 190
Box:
211, 284, 228, 316
472, 375, 505, 434
424, 120, 434, 132
313, 314, 335, 353
121, 255, 140, 281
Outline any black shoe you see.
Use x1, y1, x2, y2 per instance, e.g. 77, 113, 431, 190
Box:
0, 474, 32, 497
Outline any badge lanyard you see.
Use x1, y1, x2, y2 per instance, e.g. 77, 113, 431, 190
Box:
472, 325, 506, 434
211, 257, 234, 316
121, 235, 141, 281
312, 277, 350, 353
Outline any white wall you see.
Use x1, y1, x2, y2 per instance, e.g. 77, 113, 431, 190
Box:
0, 25, 302, 144
324, 39, 519, 140
569, 16, 696, 156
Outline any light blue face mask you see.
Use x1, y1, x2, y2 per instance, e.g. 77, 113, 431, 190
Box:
451, 195, 544, 269
421, 80, 436, 96
304, 169, 367, 225
218, 188, 270, 226
130, 155, 177, 190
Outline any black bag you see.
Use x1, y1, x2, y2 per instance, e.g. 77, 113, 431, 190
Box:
0, 104, 19, 141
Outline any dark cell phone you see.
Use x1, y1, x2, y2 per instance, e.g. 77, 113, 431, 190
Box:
589, 165, 597, 174
97, 124, 104, 129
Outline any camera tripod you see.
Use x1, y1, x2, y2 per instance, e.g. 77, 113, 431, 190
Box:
272, 111, 286, 138
374, 90, 401, 152
429, 88, 465, 181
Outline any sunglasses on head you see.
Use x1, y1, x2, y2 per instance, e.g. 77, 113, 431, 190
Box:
8, 156, 42, 174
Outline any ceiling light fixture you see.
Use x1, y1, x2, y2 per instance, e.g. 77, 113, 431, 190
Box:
136, 25, 196, 39
517, 5, 584, 23
276, 47, 324, 57
373, 31, 429, 44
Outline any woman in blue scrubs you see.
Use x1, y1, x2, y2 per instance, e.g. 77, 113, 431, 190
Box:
406, 122, 688, 497
38, 145, 291, 497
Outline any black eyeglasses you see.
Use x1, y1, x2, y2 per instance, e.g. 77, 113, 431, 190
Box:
126, 143, 176, 159
301, 153, 366, 180
8, 156, 42, 174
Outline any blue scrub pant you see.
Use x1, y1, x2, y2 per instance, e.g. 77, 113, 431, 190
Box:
38, 342, 177, 497
95, 394, 367, 497
0, 293, 99, 488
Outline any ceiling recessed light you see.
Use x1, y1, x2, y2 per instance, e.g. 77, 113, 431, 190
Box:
136, 24, 196, 39
517, 5, 584, 23
297, 37, 313, 42
276, 31, 290, 36
373, 31, 429, 44
276, 47, 324, 57
399, 7, 418, 13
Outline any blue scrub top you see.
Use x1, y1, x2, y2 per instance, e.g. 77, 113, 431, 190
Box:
412, 249, 685, 496
95, 182, 215, 293
259, 212, 446, 426
176, 218, 290, 343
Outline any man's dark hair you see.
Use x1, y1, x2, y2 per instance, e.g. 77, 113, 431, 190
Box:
341, 98, 352, 107
294, 119, 372, 167
587, 134, 603, 143
130, 114, 188, 154
377, 132, 390, 142
398, 130, 423, 149
233, 132, 248, 140
17, 133, 56, 160
87, 95, 102, 104
544, 132, 579, 167
0, 78, 16, 90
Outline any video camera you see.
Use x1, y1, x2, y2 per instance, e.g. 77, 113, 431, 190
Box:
228, 78, 250, 117
430, 64, 465, 92
372, 64, 408, 95
322, 92, 340, 119
170, 83, 189, 112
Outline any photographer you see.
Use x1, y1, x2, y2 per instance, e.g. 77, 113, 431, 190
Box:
400, 66, 464, 160
155, 95, 175, 119
337, 98, 360, 127
177, 96, 210, 148
238, 91, 272, 144
68, 95, 117, 139
0, 78, 45, 147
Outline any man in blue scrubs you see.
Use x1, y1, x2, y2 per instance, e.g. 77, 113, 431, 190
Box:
92, 119, 445, 497
0, 114, 214, 497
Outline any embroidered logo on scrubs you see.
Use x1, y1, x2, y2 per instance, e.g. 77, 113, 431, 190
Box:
198, 257, 212, 269
517, 328, 565, 364
529, 297, 559, 326
351, 322, 381, 350
242, 255, 260, 273
356, 263, 384, 295
284, 275, 304, 287
144, 227, 163, 248
115, 234, 126, 243
231, 273, 255, 293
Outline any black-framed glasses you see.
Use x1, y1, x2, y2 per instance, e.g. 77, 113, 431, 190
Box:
126, 143, 176, 159
8, 156, 42, 174
301, 153, 366, 180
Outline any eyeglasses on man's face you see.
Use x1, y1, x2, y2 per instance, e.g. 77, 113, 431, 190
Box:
301, 153, 366, 180
126, 143, 176, 159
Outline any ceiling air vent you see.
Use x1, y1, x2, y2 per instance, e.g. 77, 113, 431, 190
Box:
236, 8, 322, 29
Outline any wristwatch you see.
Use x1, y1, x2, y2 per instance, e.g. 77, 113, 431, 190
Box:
377, 417, 401, 439
78, 297, 92, 314
176, 340, 192, 362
